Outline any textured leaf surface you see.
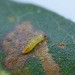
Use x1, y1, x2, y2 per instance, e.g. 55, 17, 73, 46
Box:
0, 0, 75, 75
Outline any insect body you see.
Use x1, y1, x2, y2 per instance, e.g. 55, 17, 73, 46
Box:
22, 34, 45, 54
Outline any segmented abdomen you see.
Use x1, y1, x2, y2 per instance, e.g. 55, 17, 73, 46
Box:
22, 34, 45, 54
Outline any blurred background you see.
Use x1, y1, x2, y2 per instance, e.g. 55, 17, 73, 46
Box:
12, 0, 75, 22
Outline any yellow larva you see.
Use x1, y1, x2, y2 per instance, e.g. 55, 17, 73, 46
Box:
22, 34, 45, 54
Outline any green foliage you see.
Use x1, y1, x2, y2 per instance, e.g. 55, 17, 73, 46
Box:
25, 57, 46, 75
9, 57, 45, 75
0, 0, 75, 75
0, 71, 10, 75
0, 51, 5, 70
48, 44, 75, 75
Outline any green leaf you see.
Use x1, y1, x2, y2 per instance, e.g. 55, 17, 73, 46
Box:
0, 0, 75, 75
25, 57, 46, 75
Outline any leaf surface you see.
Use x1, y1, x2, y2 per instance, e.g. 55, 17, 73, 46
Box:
0, 0, 75, 75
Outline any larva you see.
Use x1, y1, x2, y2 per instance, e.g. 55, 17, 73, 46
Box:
22, 34, 45, 54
